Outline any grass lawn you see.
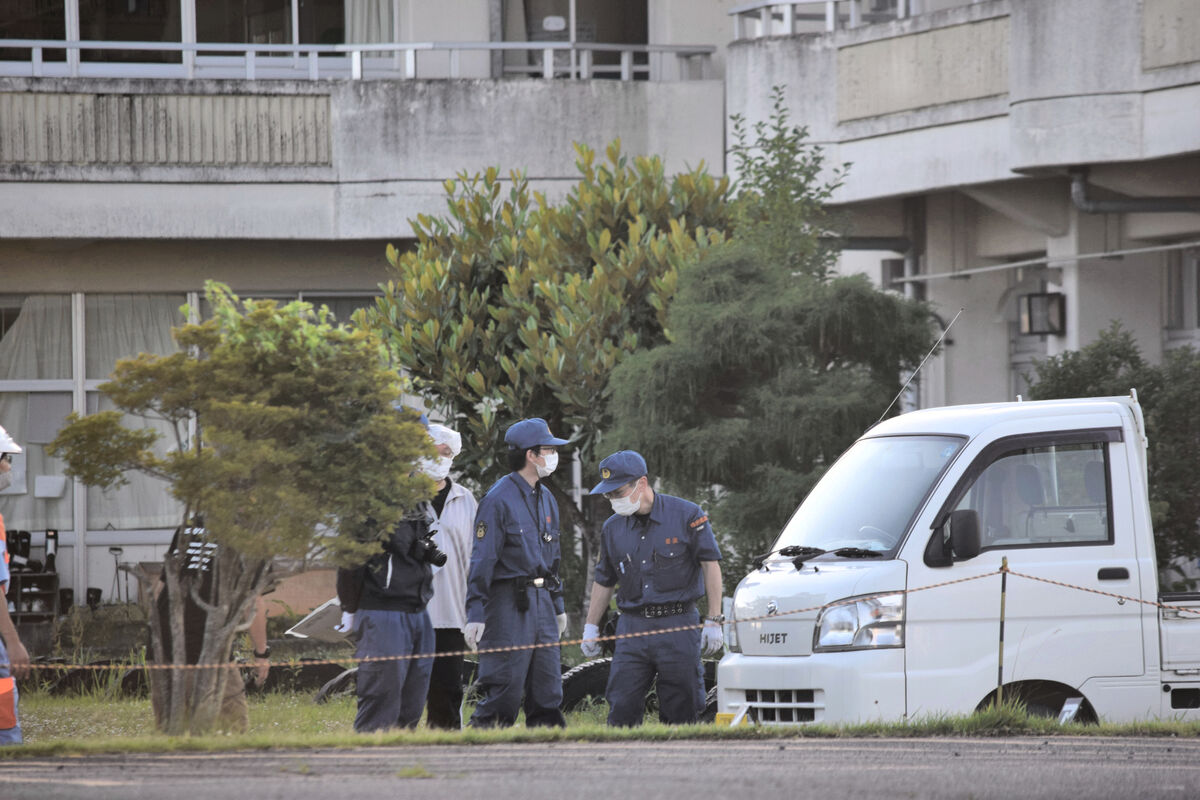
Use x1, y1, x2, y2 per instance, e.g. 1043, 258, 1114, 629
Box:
9, 689, 1200, 759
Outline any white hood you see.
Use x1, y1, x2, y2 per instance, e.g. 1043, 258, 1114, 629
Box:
732, 559, 908, 656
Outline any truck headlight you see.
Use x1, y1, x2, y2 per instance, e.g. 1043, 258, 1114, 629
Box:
727, 609, 741, 653
813, 592, 904, 651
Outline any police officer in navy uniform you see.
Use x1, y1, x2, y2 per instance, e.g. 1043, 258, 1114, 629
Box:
581, 450, 724, 726
464, 418, 570, 728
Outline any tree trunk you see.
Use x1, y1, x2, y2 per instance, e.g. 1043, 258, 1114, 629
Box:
150, 542, 271, 736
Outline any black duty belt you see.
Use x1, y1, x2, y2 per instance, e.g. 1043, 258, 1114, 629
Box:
499, 575, 560, 613
496, 575, 560, 590
630, 601, 692, 619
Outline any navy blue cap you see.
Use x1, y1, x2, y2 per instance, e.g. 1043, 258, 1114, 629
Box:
504, 418, 569, 450
589, 450, 647, 495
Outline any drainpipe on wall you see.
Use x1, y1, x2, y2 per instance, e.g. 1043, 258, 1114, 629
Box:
1069, 167, 1200, 215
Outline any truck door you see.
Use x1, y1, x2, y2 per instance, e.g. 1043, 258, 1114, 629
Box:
906, 428, 1145, 717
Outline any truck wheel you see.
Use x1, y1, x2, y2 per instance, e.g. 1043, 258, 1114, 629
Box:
560, 658, 612, 712
314, 667, 356, 704
701, 685, 718, 722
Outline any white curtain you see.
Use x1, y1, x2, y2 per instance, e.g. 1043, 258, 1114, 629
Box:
504, 0, 531, 68
0, 295, 71, 380
345, 0, 396, 43
84, 295, 187, 530
0, 296, 74, 531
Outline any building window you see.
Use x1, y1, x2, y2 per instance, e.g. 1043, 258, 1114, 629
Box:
80, 0, 183, 63
197, 0, 351, 46
0, 295, 75, 533
1165, 249, 1200, 348
84, 294, 188, 531
0, 1, 67, 60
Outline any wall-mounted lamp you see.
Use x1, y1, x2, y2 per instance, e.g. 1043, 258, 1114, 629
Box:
1019, 292, 1066, 335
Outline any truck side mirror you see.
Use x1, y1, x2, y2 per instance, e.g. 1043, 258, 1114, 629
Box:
924, 509, 982, 567
948, 509, 981, 561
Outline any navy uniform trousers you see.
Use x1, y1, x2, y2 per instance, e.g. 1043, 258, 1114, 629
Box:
353, 607, 435, 732
469, 583, 564, 728
607, 608, 704, 727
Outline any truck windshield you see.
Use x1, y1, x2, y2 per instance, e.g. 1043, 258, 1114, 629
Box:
772, 435, 963, 555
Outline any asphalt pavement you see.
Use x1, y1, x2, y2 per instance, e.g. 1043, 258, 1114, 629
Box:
3, 737, 1199, 800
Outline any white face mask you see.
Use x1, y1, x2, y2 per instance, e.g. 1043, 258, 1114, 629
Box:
535, 451, 559, 478
419, 456, 453, 481
609, 482, 641, 516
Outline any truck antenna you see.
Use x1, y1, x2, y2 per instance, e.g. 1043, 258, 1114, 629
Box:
877, 306, 964, 424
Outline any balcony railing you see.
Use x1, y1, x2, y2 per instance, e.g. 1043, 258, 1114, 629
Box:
0, 39, 715, 82
729, 0, 985, 37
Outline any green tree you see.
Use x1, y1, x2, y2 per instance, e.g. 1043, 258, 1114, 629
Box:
360, 142, 729, 610
606, 89, 938, 585
49, 282, 431, 735
1026, 323, 1200, 583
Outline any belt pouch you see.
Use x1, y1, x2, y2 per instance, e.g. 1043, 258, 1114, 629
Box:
514, 581, 530, 613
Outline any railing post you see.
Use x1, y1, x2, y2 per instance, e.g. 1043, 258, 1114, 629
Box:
64, 0, 80, 76
245, 50, 255, 80
849, 0, 861, 28
405, 48, 416, 78
783, 3, 796, 34
542, 47, 554, 79
898, 0, 909, 19
620, 49, 632, 81
449, 49, 460, 78
733, 13, 743, 40
760, 5, 772, 36
826, 0, 838, 31
308, 50, 318, 80
32, 46, 43, 77
351, 49, 362, 80
580, 49, 592, 79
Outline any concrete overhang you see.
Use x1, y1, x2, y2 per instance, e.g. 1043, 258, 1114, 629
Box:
0, 76, 725, 240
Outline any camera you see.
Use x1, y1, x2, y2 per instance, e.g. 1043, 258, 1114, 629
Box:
410, 533, 448, 567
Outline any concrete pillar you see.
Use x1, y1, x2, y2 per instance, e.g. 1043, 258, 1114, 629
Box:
924, 192, 1011, 405
1045, 208, 1163, 364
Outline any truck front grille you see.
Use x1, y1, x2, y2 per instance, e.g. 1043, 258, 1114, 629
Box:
744, 689, 817, 723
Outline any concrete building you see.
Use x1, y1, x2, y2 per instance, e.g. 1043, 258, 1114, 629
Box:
0, 0, 730, 607
2, 0, 1198, 606
728, 0, 1200, 409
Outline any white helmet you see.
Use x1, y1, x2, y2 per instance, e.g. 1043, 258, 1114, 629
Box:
0, 424, 22, 454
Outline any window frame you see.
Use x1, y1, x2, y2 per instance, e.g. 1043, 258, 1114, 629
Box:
1165, 248, 1200, 348
934, 428, 1122, 553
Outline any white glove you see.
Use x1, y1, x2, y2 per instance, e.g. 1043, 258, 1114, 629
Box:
581, 622, 602, 658
557, 613, 568, 638
335, 611, 356, 634
464, 622, 485, 652
701, 619, 724, 656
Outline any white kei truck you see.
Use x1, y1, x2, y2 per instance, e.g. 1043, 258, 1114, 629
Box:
717, 394, 1200, 725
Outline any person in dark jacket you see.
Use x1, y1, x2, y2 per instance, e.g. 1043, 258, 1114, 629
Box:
336, 507, 436, 732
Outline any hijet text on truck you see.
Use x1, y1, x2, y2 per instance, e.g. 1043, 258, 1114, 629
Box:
717, 393, 1200, 725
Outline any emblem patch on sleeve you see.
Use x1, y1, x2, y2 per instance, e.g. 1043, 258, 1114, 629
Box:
476, 521, 487, 539
689, 515, 709, 529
